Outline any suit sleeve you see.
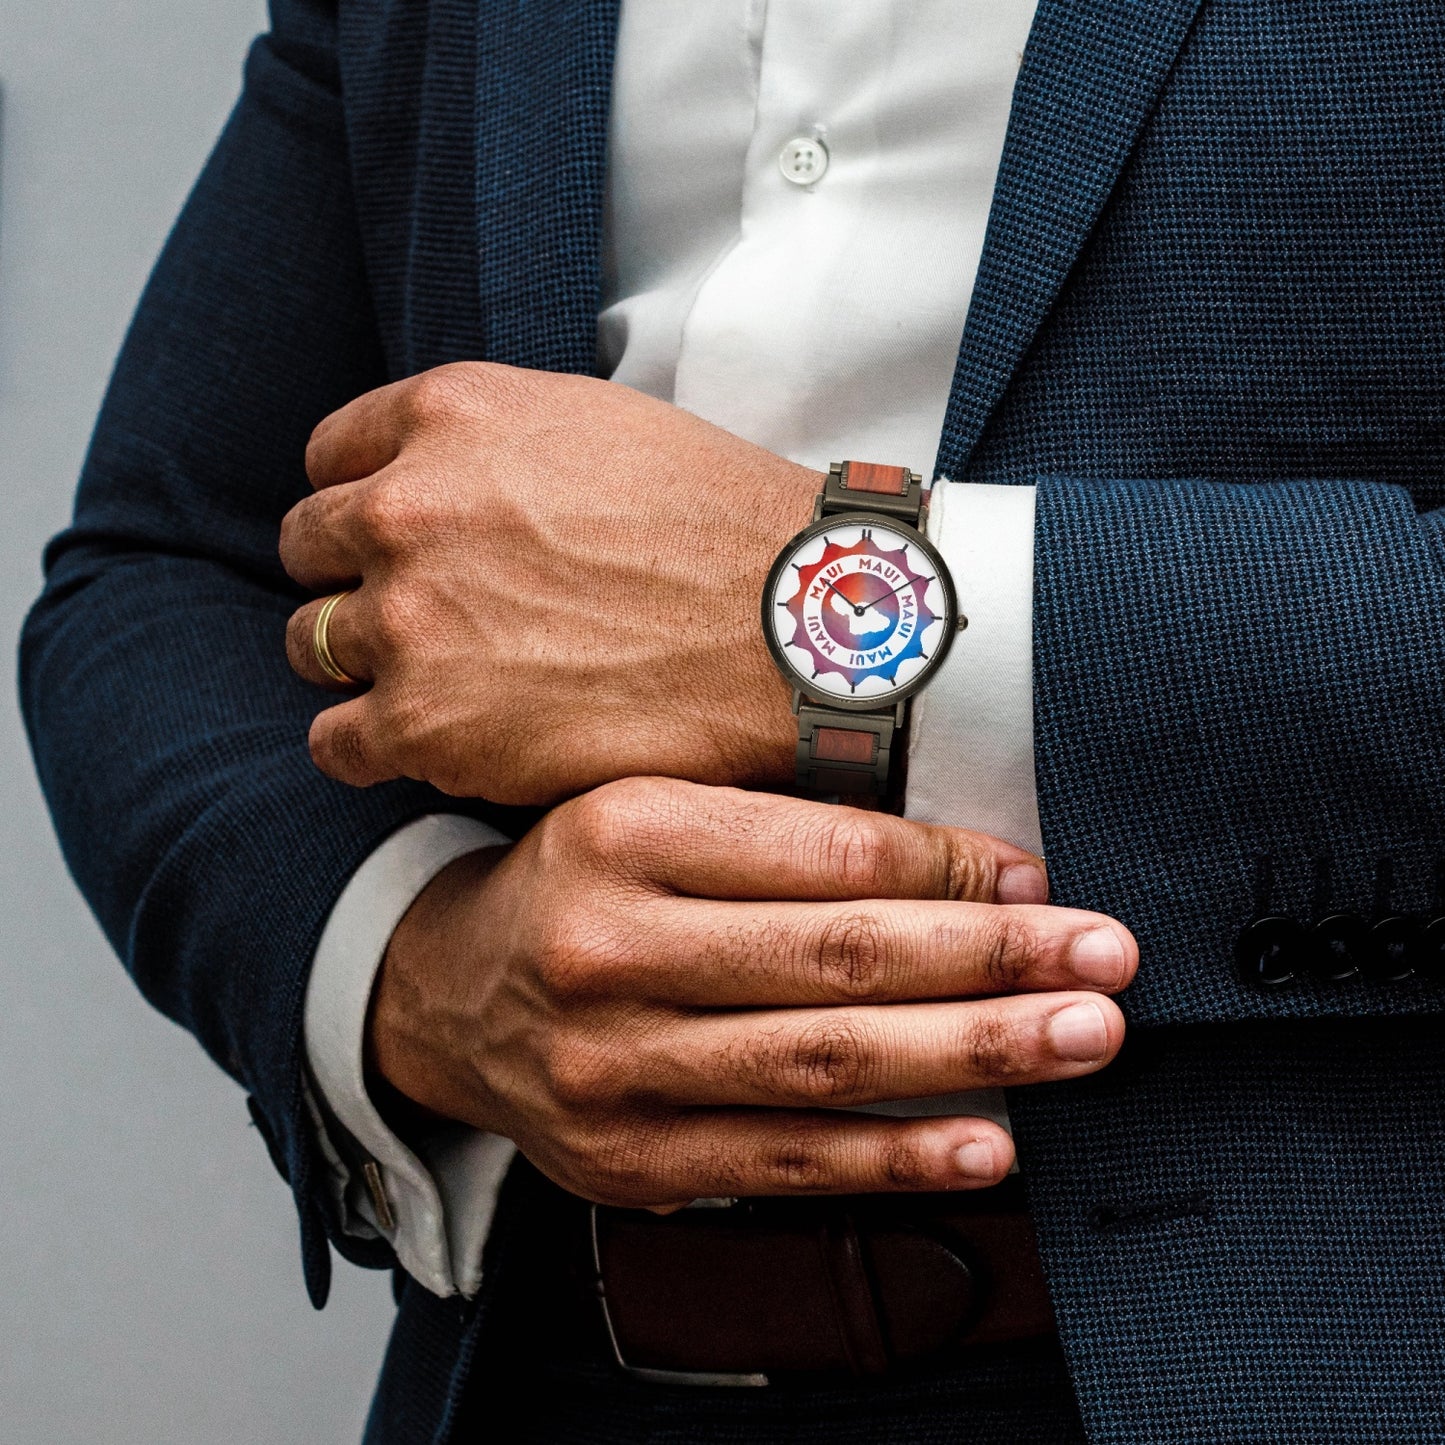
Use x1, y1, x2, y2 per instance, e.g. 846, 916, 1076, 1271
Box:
1031, 475, 1445, 1029
17, 0, 525, 1306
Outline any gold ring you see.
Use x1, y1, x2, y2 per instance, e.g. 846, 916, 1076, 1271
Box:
313, 590, 359, 686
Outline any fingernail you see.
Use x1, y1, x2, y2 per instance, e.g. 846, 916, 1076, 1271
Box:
1070, 928, 1126, 989
1047, 1001, 1108, 1062
998, 862, 1048, 905
955, 1139, 998, 1179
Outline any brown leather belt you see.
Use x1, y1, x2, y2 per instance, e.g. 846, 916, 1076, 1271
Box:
589, 1179, 1055, 1386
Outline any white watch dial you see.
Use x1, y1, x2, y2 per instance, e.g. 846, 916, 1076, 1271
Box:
764, 518, 954, 705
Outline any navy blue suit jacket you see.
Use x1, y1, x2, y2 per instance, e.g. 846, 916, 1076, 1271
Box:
21, 1, 1445, 1439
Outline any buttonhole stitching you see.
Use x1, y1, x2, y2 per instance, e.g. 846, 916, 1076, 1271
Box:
1090, 1191, 1214, 1233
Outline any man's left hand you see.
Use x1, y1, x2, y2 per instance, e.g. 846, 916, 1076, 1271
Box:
282, 363, 817, 804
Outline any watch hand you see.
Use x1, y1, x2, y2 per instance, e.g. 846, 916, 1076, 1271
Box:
822, 574, 934, 615
876, 574, 935, 603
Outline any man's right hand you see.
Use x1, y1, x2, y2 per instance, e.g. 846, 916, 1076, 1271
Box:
369, 779, 1137, 1208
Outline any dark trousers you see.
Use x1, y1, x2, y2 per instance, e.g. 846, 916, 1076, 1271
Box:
455, 1161, 1087, 1444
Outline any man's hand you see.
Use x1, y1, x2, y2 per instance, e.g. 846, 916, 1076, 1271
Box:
369, 779, 1137, 1208
281, 363, 816, 805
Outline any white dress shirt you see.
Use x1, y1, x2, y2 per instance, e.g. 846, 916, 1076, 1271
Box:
303, 0, 1041, 1298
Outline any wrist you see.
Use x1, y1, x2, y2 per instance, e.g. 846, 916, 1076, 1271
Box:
365, 844, 511, 1126
724, 666, 800, 790
713, 462, 820, 788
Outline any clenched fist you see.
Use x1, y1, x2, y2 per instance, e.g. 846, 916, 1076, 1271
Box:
281, 362, 816, 805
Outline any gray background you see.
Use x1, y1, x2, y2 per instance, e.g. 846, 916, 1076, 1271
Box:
1, 4, 397, 1440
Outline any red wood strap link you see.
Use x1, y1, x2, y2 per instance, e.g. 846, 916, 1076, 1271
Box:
813, 727, 879, 765
843, 461, 911, 496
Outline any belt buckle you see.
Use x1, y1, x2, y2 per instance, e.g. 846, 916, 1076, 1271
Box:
589, 1200, 771, 1388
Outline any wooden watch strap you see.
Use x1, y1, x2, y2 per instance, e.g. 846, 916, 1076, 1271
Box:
840, 461, 911, 496
818, 460, 925, 526
796, 703, 900, 800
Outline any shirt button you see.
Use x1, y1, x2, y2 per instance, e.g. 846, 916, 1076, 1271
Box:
779, 135, 829, 186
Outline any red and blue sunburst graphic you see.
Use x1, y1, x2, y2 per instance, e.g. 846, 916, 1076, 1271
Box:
783, 531, 938, 692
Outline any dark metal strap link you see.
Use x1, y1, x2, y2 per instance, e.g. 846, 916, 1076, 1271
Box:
817, 461, 925, 527
795, 702, 903, 799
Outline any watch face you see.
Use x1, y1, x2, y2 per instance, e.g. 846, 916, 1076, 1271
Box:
763, 514, 957, 708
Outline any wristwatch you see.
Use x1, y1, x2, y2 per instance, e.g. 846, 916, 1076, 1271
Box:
762, 461, 959, 803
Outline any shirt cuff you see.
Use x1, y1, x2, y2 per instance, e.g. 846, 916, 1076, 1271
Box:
303, 814, 517, 1299
906, 480, 1041, 854
887, 480, 1037, 1140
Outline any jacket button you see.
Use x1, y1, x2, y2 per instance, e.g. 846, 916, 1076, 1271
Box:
1308, 913, 1366, 982
1237, 916, 1306, 988
1409, 916, 1445, 980
1365, 916, 1419, 982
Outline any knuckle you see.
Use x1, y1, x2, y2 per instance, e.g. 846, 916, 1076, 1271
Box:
962, 1010, 1025, 1082
620, 777, 692, 855
543, 1036, 622, 1112
562, 778, 654, 864
809, 910, 890, 1000
533, 912, 605, 996
306, 726, 332, 775
534, 906, 641, 1003
368, 587, 422, 652
563, 787, 630, 862
531, 801, 582, 876
284, 610, 312, 672
404, 365, 473, 426
356, 477, 430, 549
277, 507, 302, 564
279, 499, 331, 577
332, 725, 372, 779
468, 361, 533, 414
979, 914, 1038, 994
785, 1015, 874, 1100
941, 836, 995, 902
758, 1121, 833, 1192
879, 1139, 933, 1191
308, 715, 364, 781
816, 816, 892, 897
303, 421, 337, 479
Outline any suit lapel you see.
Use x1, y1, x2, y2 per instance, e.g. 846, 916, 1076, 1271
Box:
936, 0, 1206, 479
474, 0, 622, 374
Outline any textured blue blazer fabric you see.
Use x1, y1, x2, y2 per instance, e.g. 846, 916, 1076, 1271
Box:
18, 0, 1445, 1440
